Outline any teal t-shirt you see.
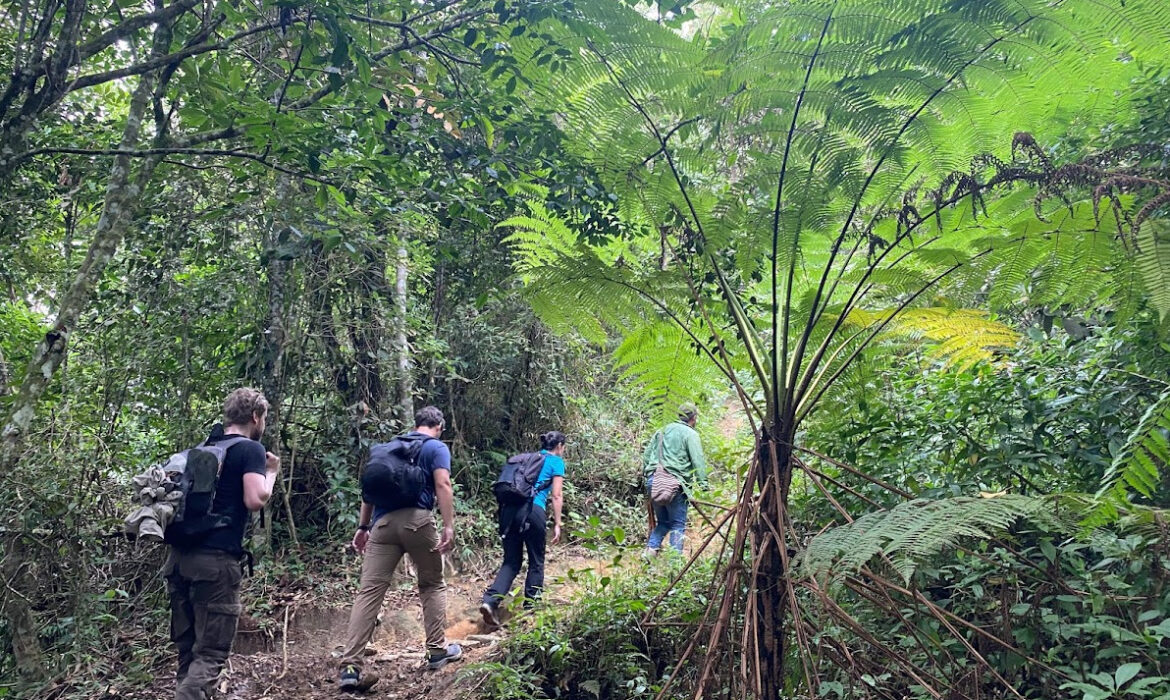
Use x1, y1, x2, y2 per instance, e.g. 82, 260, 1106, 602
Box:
533, 451, 565, 511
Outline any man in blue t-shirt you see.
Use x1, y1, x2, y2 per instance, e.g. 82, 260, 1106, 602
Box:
338, 407, 461, 691
479, 431, 566, 628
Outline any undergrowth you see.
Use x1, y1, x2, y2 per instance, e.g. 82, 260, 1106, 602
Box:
468, 552, 728, 700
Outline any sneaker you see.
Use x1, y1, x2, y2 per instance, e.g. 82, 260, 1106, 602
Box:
479, 602, 501, 628
338, 664, 378, 693
426, 643, 464, 670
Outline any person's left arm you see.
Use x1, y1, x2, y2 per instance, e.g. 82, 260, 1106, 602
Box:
243, 444, 280, 512
686, 430, 709, 489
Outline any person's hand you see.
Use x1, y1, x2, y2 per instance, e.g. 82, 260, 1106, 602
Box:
352, 528, 369, 554
265, 451, 281, 474
434, 525, 455, 554
551, 524, 562, 545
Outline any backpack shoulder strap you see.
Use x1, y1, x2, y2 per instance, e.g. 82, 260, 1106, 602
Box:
214, 436, 250, 451
398, 434, 434, 463
532, 453, 555, 493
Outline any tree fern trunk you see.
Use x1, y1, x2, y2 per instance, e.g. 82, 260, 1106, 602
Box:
753, 431, 794, 699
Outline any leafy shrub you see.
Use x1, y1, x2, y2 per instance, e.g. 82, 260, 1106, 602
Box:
475, 554, 724, 700
801, 319, 1170, 523
800, 519, 1170, 699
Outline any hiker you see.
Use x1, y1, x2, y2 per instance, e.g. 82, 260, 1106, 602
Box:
338, 406, 460, 691
164, 387, 280, 700
479, 431, 567, 627
644, 403, 708, 554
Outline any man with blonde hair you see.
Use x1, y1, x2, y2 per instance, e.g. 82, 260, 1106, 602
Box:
164, 388, 281, 700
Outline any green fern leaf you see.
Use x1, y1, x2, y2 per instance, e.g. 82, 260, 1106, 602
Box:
797, 494, 1065, 584
1136, 219, 1170, 324
1085, 390, 1170, 527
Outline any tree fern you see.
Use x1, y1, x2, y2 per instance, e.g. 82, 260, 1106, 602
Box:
495, 1, 1170, 694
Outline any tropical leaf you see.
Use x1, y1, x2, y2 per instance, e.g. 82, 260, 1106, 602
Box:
1086, 390, 1170, 527
796, 494, 1066, 584
1136, 219, 1170, 324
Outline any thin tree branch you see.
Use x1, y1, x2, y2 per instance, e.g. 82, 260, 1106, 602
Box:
19, 146, 340, 185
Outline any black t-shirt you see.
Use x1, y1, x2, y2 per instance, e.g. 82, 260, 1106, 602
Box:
199, 431, 267, 554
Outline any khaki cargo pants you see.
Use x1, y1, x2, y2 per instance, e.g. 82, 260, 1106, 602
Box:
339, 507, 448, 668
163, 549, 243, 700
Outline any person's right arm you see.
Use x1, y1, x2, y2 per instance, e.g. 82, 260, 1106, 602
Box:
352, 501, 374, 553
243, 449, 280, 511
642, 431, 657, 476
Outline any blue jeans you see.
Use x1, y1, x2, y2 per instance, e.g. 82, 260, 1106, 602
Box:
647, 475, 688, 553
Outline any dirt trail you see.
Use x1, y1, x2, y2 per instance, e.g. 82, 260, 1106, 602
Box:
128, 548, 613, 700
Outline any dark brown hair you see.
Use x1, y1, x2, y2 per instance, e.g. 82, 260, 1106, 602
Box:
414, 406, 445, 429
223, 388, 269, 427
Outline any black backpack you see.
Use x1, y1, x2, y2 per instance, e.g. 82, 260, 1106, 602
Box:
164, 436, 248, 548
493, 452, 547, 505
361, 434, 434, 511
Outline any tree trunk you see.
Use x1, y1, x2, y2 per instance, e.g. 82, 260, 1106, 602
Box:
253, 175, 295, 554
0, 344, 9, 396
753, 431, 794, 699
0, 20, 168, 678
394, 242, 413, 426
1, 534, 42, 678
349, 245, 387, 421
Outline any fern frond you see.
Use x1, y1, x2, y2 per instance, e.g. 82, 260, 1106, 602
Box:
614, 321, 725, 420
1136, 219, 1170, 324
846, 308, 1017, 368
1085, 390, 1170, 527
797, 494, 1064, 584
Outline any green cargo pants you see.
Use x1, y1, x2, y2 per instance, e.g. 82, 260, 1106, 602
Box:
164, 549, 243, 700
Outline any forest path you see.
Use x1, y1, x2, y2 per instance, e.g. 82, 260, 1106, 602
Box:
127, 548, 615, 700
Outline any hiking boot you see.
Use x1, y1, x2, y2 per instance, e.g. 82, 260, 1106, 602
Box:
479, 602, 501, 629
338, 664, 379, 693
426, 643, 464, 671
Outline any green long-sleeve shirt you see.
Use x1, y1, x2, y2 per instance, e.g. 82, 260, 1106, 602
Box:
642, 420, 708, 491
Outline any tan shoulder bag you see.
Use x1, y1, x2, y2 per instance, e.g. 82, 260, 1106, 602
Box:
649, 430, 682, 506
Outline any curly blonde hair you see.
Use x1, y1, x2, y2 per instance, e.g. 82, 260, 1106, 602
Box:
223, 387, 269, 427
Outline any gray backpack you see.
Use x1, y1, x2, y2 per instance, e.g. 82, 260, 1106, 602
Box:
162, 436, 248, 547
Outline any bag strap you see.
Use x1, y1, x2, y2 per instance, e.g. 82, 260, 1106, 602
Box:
657, 430, 665, 466
531, 454, 552, 495
214, 436, 249, 452
193, 435, 252, 476
392, 433, 433, 464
